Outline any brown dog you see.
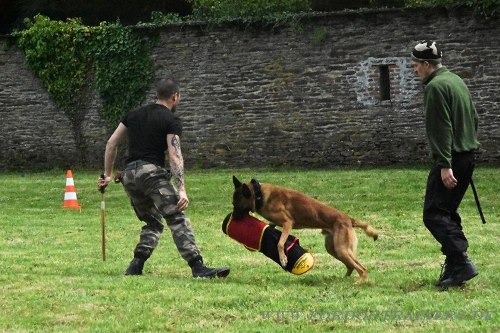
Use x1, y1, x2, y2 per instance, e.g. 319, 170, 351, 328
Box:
232, 176, 379, 284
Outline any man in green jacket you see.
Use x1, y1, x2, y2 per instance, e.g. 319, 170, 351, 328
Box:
411, 40, 480, 289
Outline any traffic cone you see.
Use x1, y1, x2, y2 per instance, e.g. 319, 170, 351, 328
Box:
63, 169, 81, 210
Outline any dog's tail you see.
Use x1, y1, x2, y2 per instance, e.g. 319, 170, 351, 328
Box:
351, 218, 379, 241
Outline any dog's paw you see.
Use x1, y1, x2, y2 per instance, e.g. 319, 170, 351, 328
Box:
279, 255, 288, 268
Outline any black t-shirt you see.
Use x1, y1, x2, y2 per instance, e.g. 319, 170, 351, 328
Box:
121, 103, 182, 166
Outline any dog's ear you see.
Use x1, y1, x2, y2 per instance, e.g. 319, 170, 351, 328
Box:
242, 184, 252, 198
233, 175, 242, 189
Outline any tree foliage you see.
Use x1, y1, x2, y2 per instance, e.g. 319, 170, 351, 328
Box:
1, 0, 192, 33
2, 0, 497, 34
404, 0, 499, 18
191, 0, 311, 19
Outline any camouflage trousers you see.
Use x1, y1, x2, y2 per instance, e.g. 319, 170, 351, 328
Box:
122, 160, 201, 264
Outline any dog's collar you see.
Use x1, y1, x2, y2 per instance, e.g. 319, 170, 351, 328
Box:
251, 179, 264, 211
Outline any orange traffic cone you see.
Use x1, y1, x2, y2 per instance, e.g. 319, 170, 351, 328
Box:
63, 169, 81, 210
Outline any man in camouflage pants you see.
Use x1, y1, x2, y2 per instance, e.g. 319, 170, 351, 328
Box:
98, 79, 230, 278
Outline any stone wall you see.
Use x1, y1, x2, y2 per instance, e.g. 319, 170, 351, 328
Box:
1, 8, 499, 171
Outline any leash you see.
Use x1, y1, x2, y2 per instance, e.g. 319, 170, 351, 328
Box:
470, 178, 486, 224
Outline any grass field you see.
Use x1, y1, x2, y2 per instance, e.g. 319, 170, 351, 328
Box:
0, 167, 498, 332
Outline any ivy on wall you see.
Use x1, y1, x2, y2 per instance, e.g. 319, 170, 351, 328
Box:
15, 16, 89, 123
14, 14, 155, 130
88, 21, 155, 128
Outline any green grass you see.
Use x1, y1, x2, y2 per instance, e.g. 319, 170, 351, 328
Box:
0, 168, 498, 332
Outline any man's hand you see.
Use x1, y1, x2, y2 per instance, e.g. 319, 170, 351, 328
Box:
177, 189, 189, 211
441, 168, 457, 189
98, 175, 111, 192
114, 171, 124, 183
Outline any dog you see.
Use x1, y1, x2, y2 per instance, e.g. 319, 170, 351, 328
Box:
232, 176, 379, 284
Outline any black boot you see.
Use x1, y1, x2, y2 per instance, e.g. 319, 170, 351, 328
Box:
125, 257, 146, 275
437, 254, 478, 288
435, 257, 452, 286
190, 258, 230, 278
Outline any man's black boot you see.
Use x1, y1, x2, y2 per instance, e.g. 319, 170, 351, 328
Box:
437, 254, 478, 288
125, 257, 146, 275
190, 258, 230, 278
435, 257, 453, 286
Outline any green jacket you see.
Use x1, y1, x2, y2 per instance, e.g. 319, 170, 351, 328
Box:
424, 67, 479, 168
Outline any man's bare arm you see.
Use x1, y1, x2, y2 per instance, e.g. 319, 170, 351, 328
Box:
167, 134, 185, 191
167, 133, 188, 211
98, 123, 128, 190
